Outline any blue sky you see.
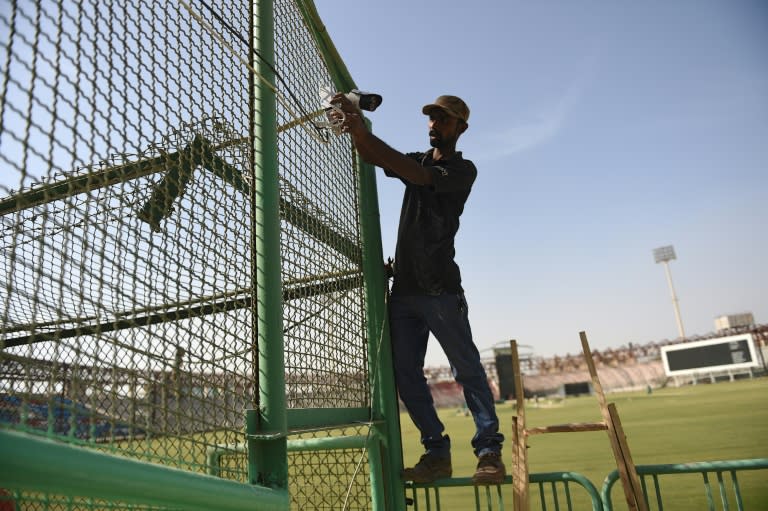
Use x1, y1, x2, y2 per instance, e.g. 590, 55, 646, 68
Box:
315, 0, 768, 365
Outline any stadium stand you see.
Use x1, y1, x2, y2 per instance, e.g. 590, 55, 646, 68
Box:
422, 323, 767, 405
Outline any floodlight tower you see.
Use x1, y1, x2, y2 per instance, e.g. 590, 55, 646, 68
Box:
653, 245, 685, 339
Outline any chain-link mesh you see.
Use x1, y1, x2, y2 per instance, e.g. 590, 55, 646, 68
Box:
288, 429, 372, 511
211, 426, 374, 510
274, 0, 369, 411
1, 0, 373, 509
2, 492, 173, 511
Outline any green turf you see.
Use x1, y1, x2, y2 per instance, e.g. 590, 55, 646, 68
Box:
10, 378, 766, 511
399, 377, 768, 510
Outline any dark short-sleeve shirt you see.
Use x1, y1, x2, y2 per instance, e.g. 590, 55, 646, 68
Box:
384, 149, 477, 296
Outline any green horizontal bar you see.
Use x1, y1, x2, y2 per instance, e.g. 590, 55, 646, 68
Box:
406, 471, 599, 489
633, 458, 768, 475
286, 407, 371, 430
406, 470, 603, 510
0, 429, 288, 511
211, 435, 370, 458
288, 434, 370, 452
600, 458, 768, 511
2, 294, 251, 348
206, 435, 373, 477
207, 435, 371, 477
407, 476, 512, 488
1, 134, 360, 263
3, 272, 362, 348
0, 152, 183, 217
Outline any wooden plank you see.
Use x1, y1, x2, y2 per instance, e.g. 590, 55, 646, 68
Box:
512, 416, 526, 511
510, 340, 529, 511
579, 331, 609, 408
608, 403, 649, 511
580, 331, 648, 511
526, 422, 607, 435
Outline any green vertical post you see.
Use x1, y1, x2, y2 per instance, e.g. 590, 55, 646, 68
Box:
278, 2, 406, 506
249, 0, 287, 489
356, 129, 406, 511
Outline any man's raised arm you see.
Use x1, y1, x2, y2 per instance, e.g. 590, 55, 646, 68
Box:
331, 92, 432, 186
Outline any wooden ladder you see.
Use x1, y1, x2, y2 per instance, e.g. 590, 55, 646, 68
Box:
510, 331, 648, 511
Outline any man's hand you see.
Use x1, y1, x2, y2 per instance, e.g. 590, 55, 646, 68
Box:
331, 92, 367, 137
330, 92, 432, 185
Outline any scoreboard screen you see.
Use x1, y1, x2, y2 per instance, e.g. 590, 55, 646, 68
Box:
661, 334, 759, 376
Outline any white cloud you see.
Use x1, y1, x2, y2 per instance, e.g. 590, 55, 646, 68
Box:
473, 57, 596, 161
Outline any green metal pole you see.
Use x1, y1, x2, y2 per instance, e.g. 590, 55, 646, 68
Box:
356, 126, 406, 511
272, 2, 406, 506
249, 0, 287, 489
0, 429, 288, 511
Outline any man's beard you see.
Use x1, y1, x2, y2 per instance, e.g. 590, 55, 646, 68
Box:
429, 130, 443, 148
429, 130, 455, 149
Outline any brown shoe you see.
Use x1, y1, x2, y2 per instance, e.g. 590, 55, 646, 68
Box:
402, 452, 452, 483
472, 452, 506, 485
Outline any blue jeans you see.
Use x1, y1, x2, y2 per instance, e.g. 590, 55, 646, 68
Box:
389, 293, 504, 457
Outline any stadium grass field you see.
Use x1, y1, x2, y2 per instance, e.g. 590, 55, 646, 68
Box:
399, 377, 768, 510
50, 377, 768, 510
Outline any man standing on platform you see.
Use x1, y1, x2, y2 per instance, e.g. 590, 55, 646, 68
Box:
331, 92, 505, 485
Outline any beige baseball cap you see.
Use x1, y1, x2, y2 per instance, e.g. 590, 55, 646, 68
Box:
422, 95, 470, 123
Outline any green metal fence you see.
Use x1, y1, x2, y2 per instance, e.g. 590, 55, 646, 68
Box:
0, 0, 403, 510
404, 459, 768, 511
602, 458, 768, 511
5, 3, 765, 511
407, 472, 604, 511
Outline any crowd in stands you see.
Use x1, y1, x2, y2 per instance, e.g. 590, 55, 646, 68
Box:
421, 323, 767, 403
512, 323, 767, 377
533, 341, 668, 375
